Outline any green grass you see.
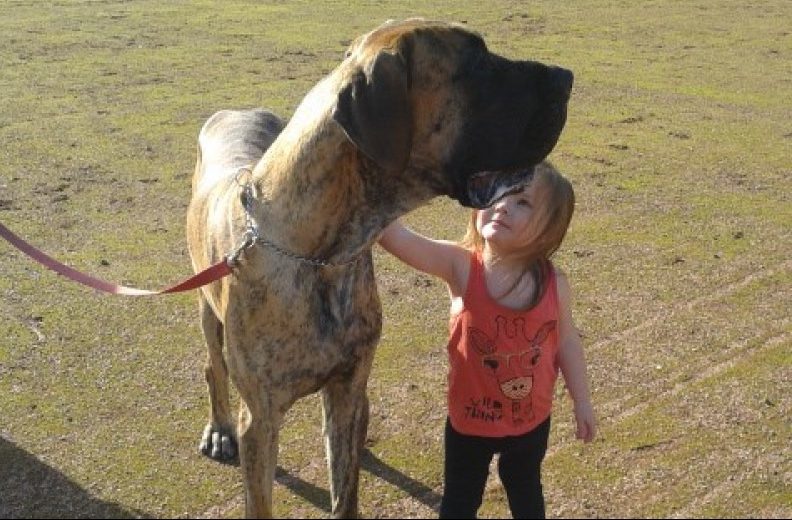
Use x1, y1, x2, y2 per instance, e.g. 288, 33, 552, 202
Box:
1, 1, 790, 518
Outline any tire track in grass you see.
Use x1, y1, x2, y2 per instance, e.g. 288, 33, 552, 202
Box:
610, 327, 789, 424
595, 311, 790, 420
545, 256, 790, 457
576, 259, 790, 426
669, 473, 741, 520
611, 331, 789, 519
547, 328, 789, 519
546, 327, 789, 459
585, 259, 790, 354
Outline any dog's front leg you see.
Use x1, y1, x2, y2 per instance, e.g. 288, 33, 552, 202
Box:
321, 366, 372, 519
197, 294, 237, 462
236, 398, 281, 519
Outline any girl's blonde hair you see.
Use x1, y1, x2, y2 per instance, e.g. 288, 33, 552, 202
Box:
460, 161, 575, 269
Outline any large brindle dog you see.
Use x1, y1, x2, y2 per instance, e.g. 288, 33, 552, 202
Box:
186, 18, 572, 518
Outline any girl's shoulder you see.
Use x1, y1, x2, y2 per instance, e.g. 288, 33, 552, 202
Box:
550, 264, 574, 310
551, 263, 566, 283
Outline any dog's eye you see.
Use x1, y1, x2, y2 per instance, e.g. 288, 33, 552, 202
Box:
453, 51, 490, 83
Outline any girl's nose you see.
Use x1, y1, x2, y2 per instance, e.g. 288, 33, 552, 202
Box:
493, 197, 510, 212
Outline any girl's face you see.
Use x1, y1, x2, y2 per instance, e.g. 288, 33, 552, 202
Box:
476, 182, 539, 255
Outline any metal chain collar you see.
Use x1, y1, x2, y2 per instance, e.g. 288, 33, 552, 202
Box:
226, 167, 362, 269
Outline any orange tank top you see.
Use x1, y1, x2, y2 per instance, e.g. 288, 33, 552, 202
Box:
447, 251, 560, 437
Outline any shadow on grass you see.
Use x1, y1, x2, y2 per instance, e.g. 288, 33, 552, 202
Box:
0, 436, 147, 519
274, 448, 441, 514
0, 436, 439, 517
362, 449, 443, 511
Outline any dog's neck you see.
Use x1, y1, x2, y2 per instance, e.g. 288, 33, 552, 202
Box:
248, 82, 436, 264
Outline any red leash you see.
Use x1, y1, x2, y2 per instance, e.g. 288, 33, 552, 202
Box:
0, 221, 232, 296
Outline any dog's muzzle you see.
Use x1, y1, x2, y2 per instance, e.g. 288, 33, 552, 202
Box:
464, 168, 536, 209
456, 66, 573, 209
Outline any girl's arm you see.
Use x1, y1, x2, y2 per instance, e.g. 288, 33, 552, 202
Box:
378, 219, 470, 292
556, 269, 597, 443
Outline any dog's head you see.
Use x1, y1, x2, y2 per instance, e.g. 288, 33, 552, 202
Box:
333, 18, 573, 209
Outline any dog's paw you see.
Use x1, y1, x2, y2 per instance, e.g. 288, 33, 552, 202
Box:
199, 423, 238, 465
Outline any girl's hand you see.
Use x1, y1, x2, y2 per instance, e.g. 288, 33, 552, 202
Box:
573, 401, 597, 443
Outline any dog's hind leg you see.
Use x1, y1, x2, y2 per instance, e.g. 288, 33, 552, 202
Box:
197, 294, 237, 463
321, 356, 374, 518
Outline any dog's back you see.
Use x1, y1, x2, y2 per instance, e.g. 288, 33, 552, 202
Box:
192, 109, 285, 194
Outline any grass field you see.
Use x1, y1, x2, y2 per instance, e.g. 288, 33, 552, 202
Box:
0, 1, 790, 518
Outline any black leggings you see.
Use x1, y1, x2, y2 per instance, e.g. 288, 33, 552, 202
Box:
439, 416, 551, 519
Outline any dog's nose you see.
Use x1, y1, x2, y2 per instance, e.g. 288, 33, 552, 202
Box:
552, 67, 574, 91
547, 66, 574, 101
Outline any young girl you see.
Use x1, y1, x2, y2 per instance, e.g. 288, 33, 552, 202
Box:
378, 162, 596, 519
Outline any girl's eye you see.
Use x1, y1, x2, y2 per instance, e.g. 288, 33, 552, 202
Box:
517, 198, 532, 207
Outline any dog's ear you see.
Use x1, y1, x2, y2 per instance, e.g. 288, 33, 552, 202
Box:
333, 50, 412, 172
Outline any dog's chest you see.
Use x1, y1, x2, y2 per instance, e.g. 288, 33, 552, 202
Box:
236, 259, 382, 374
